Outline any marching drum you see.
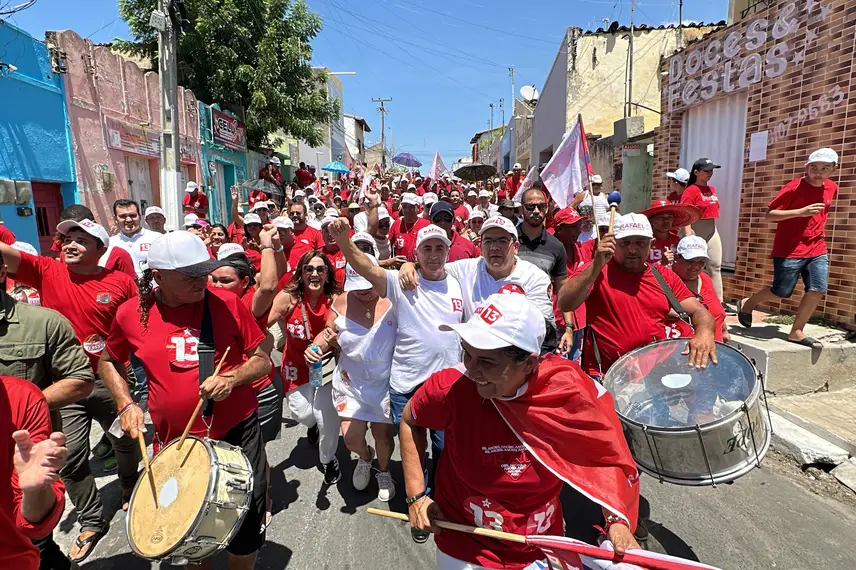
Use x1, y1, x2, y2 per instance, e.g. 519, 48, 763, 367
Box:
126, 436, 254, 564
602, 339, 771, 486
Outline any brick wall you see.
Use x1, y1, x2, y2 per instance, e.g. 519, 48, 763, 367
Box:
652, 0, 856, 327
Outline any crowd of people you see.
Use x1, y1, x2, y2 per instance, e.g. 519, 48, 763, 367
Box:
2, 147, 839, 570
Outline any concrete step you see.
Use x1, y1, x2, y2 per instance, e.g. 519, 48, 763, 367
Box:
769, 388, 856, 456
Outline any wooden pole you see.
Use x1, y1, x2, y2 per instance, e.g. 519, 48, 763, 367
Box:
138, 432, 157, 508
177, 347, 230, 451
366, 508, 527, 545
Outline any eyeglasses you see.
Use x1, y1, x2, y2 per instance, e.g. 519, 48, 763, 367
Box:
523, 202, 547, 212
303, 265, 328, 274
433, 213, 454, 223
378, 219, 391, 227
482, 237, 512, 249
355, 243, 374, 255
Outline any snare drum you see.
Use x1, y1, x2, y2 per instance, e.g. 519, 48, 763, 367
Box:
126, 436, 254, 564
602, 339, 771, 486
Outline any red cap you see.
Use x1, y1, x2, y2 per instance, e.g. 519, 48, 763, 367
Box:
553, 207, 586, 227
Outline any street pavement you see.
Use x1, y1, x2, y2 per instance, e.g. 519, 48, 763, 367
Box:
57, 418, 856, 570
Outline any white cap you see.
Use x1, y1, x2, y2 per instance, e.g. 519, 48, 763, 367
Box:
11, 241, 38, 256
591, 174, 603, 184
348, 202, 360, 209
614, 213, 653, 240
320, 215, 339, 227
324, 208, 339, 218
440, 293, 545, 355
407, 183, 417, 191
666, 168, 690, 184
513, 162, 522, 170
478, 190, 491, 198
676, 235, 709, 260
251, 201, 269, 212
217, 243, 246, 260
596, 211, 610, 227
513, 201, 521, 208
56, 218, 110, 245
401, 192, 419, 206
147, 231, 224, 277
378, 207, 391, 221
806, 147, 839, 165
423, 192, 438, 205
269, 156, 281, 165
467, 190, 477, 197
185, 181, 199, 193
492, 177, 500, 184
479, 215, 518, 237
469, 209, 485, 220
145, 206, 165, 218
352, 231, 378, 253
334, 185, 342, 191
307, 195, 319, 203
294, 190, 306, 198
344, 254, 378, 292
273, 216, 294, 230
416, 224, 452, 248
183, 213, 199, 227
244, 213, 262, 225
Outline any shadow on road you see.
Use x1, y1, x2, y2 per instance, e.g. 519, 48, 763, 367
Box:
80, 541, 294, 569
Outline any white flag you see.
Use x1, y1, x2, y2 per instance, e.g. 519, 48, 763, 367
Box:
540, 115, 590, 209
512, 165, 539, 201
429, 150, 447, 181
358, 173, 373, 202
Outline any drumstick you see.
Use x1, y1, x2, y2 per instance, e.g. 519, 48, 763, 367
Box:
607, 191, 622, 234
367, 508, 526, 544
177, 347, 231, 451
138, 432, 158, 508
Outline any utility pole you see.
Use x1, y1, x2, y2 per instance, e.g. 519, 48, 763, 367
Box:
677, 0, 684, 48
153, 0, 182, 230
499, 98, 505, 171
372, 98, 391, 171
509, 65, 515, 105
626, 0, 635, 117
489, 103, 494, 167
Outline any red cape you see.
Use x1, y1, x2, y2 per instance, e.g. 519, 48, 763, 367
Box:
492, 354, 640, 529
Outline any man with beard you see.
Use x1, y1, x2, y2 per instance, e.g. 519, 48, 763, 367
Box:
288, 202, 324, 249
448, 188, 469, 228
429, 202, 478, 262
110, 199, 160, 277
389, 193, 430, 261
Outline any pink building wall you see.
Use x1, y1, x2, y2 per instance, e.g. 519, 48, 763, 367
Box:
53, 30, 201, 230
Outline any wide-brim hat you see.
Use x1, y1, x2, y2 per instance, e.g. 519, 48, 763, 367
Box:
639, 201, 702, 228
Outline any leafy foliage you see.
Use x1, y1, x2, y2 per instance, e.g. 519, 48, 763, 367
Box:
116, 0, 340, 148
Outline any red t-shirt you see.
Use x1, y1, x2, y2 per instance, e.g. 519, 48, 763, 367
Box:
228, 222, 245, 245
664, 272, 725, 342
0, 376, 66, 570
13, 253, 137, 370
448, 231, 479, 262
411, 367, 563, 569
106, 288, 264, 443
239, 286, 273, 392
0, 225, 16, 245
453, 204, 470, 225
247, 190, 268, 207
554, 240, 595, 330
583, 262, 693, 376
293, 225, 323, 250
768, 177, 838, 259
182, 192, 209, 214
281, 294, 332, 391
323, 247, 347, 287
277, 242, 313, 290
295, 168, 313, 188
389, 217, 430, 261
680, 184, 720, 219
505, 175, 524, 194
104, 246, 138, 279
648, 232, 679, 266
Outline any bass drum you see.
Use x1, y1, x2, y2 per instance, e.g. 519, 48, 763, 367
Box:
602, 339, 771, 486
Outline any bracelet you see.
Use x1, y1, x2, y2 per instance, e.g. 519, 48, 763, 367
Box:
604, 515, 629, 531
405, 490, 428, 505
117, 402, 137, 416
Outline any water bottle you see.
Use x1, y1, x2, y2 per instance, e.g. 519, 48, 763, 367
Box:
309, 345, 323, 388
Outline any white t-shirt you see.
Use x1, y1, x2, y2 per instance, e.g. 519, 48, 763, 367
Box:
385, 270, 465, 394
579, 191, 609, 219
444, 257, 555, 323
108, 228, 160, 277
474, 204, 499, 218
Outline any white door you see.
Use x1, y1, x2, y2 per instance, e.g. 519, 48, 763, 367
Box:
180, 164, 191, 189
125, 156, 154, 211
680, 93, 748, 271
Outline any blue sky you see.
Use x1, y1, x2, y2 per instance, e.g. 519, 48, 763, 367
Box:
8, 0, 726, 166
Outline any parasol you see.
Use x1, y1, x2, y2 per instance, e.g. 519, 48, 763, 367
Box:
240, 178, 282, 196
387, 164, 408, 174
392, 152, 422, 168
322, 161, 350, 174
454, 163, 497, 182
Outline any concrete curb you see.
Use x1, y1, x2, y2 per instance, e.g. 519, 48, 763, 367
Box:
769, 411, 851, 466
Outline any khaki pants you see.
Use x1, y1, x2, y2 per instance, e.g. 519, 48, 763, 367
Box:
692, 218, 723, 301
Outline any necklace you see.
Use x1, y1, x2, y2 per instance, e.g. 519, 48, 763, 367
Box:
353, 297, 373, 320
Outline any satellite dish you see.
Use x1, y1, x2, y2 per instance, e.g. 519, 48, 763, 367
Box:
520, 85, 539, 102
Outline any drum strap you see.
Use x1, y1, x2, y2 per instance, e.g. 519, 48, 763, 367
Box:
650, 266, 691, 324
198, 291, 216, 417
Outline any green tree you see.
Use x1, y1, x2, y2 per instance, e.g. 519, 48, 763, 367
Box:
116, 0, 340, 148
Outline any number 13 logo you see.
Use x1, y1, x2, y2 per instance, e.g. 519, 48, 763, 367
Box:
168, 328, 200, 369
466, 497, 507, 532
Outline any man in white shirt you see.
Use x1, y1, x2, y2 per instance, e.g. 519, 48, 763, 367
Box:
109, 199, 160, 277
474, 190, 498, 218
572, 174, 609, 220
144, 206, 167, 234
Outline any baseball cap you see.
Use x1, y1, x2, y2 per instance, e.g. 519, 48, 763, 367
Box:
244, 213, 262, 226
251, 201, 269, 212
478, 190, 491, 198
691, 158, 720, 171
145, 206, 165, 218
498, 199, 515, 209
407, 183, 417, 191
591, 174, 603, 184
344, 254, 378, 292
513, 162, 522, 170
416, 224, 451, 248
352, 231, 378, 253
184, 181, 199, 193
377, 207, 391, 221
183, 213, 199, 227
56, 219, 110, 245
147, 231, 224, 277
273, 216, 294, 230
613, 213, 653, 240
666, 168, 690, 184
217, 243, 246, 260
320, 215, 339, 227
423, 192, 438, 205
467, 190, 477, 197
553, 208, 585, 227
479, 215, 518, 237
401, 192, 419, 206
676, 235, 709, 260
269, 156, 281, 165
469, 209, 485, 220
429, 201, 454, 219
348, 202, 360, 210
294, 190, 306, 198
806, 147, 839, 165
11, 241, 38, 256
440, 293, 545, 355
324, 208, 339, 218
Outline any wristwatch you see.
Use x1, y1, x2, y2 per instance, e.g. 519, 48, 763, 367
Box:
405, 490, 428, 505
260, 244, 284, 253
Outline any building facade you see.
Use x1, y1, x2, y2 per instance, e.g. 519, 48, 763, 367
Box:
344, 114, 371, 166
199, 103, 247, 224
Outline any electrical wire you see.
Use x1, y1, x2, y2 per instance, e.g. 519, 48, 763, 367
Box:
0, 0, 36, 17
86, 16, 121, 40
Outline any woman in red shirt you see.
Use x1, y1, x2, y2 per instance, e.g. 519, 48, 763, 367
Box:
681, 158, 724, 300
639, 201, 701, 267
208, 223, 229, 258
268, 251, 343, 485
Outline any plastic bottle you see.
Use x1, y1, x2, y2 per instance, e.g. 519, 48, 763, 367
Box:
309, 345, 323, 388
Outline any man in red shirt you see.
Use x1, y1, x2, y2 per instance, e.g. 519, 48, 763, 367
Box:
428, 202, 478, 262
449, 188, 469, 227
739, 148, 839, 348
638, 200, 701, 267
182, 181, 209, 218
504, 162, 525, 194
288, 202, 324, 249
1, 376, 68, 570
320, 215, 347, 286
100, 231, 271, 570
551, 208, 593, 362
401, 293, 640, 568
53, 204, 138, 280
294, 161, 314, 188
259, 156, 283, 190
389, 192, 430, 261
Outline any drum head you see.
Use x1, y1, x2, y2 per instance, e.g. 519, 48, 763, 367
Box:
603, 340, 757, 428
128, 437, 212, 558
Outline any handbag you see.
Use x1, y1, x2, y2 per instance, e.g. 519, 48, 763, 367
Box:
299, 296, 337, 386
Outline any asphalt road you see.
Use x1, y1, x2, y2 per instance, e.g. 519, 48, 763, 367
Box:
56, 418, 856, 570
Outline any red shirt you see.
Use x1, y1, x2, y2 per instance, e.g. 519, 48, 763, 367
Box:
448, 231, 479, 262
0, 225, 16, 245
555, 240, 595, 330
505, 175, 524, 194
680, 184, 720, 219
664, 272, 725, 342
295, 168, 314, 188
104, 246, 138, 279
247, 190, 268, 207
282, 294, 332, 391
277, 242, 313, 290
259, 167, 283, 187
228, 222, 245, 244
389, 217, 430, 261
667, 190, 682, 204
0, 376, 66, 570
453, 204, 470, 225
583, 262, 692, 376
323, 247, 346, 287
106, 288, 264, 443
13, 253, 137, 370
293, 225, 323, 249
649, 232, 679, 266
411, 367, 563, 569
239, 286, 274, 392
768, 177, 837, 259
182, 192, 209, 215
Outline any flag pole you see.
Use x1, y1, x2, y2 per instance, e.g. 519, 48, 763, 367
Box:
578, 114, 599, 244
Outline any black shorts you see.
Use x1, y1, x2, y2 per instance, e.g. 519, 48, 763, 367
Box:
257, 375, 284, 443
222, 413, 267, 556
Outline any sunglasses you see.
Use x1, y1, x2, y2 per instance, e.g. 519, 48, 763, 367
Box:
432, 213, 454, 223
523, 202, 547, 212
303, 265, 328, 274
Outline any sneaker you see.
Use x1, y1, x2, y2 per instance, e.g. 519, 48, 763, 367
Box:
376, 471, 395, 502
323, 457, 341, 485
102, 455, 118, 474
352, 446, 375, 491
92, 436, 113, 460
307, 424, 319, 446
411, 528, 430, 544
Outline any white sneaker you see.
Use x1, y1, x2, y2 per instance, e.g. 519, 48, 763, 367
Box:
376, 471, 395, 502
352, 446, 375, 491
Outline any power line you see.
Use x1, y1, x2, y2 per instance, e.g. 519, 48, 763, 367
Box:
85, 17, 121, 40
0, 0, 37, 17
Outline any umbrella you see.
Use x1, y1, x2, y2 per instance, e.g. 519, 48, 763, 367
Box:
322, 161, 350, 174
454, 163, 497, 182
393, 152, 422, 168
387, 164, 408, 174
240, 178, 282, 196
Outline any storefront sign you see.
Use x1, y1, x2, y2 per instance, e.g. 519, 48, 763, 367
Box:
211, 110, 247, 152
667, 1, 823, 112
180, 137, 197, 164
105, 116, 160, 158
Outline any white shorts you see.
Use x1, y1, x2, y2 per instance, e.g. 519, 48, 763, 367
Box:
332, 385, 392, 424
436, 549, 546, 570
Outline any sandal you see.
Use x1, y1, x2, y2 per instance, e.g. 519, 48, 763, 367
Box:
787, 336, 823, 348
68, 528, 107, 563
737, 300, 753, 328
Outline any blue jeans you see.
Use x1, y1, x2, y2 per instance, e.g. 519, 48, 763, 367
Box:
771, 254, 829, 298
568, 327, 585, 363
390, 387, 444, 494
